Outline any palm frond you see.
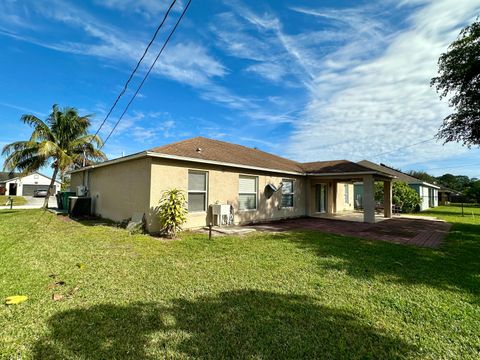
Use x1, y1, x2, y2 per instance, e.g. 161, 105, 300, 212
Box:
21, 115, 55, 142
37, 141, 60, 158
4, 104, 105, 174
2, 140, 34, 156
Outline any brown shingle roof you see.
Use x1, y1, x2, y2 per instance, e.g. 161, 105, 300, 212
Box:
74, 137, 398, 177
149, 137, 305, 173
149, 137, 387, 175
358, 160, 421, 182
301, 160, 377, 174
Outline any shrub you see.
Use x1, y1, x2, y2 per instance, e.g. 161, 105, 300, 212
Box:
157, 189, 187, 238
375, 181, 421, 213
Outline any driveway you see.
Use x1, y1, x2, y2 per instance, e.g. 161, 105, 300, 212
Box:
0, 196, 57, 210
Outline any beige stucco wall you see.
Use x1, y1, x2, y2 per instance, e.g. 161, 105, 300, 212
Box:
148, 158, 307, 231
70, 158, 151, 224
307, 179, 354, 216
70, 172, 83, 190
336, 183, 354, 211
70, 157, 356, 233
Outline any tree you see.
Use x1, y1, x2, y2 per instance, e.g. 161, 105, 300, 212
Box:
436, 173, 472, 192
465, 180, 480, 203
157, 189, 187, 238
431, 20, 480, 146
407, 170, 437, 184
2, 105, 106, 208
375, 181, 421, 213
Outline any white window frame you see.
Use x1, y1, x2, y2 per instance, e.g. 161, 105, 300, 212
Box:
188, 170, 208, 213
238, 175, 258, 211
281, 179, 294, 208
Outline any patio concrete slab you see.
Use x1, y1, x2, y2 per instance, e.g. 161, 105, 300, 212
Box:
248, 216, 451, 248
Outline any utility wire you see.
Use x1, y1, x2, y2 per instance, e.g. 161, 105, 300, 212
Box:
420, 163, 480, 171
370, 137, 436, 158
91, 0, 178, 141
100, 0, 193, 150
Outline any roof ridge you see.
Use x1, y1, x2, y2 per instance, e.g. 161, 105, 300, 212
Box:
151, 136, 303, 165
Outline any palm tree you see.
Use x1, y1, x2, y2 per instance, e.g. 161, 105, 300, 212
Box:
2, 105, 107, 208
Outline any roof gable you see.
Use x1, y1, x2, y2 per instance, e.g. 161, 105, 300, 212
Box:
71, 137, 396, 179
1, 171, 61, 184
0, 171, 20, 182
358, 160, 438, 187
150, 137, 305, 173
301, 160, 378, 174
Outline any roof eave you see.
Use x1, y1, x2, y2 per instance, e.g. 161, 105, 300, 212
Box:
68, 151, 149, 174
146, 151, 305, 175
306, 171, 396, 178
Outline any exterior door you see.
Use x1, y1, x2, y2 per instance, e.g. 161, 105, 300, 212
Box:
9, 183, 17, 196
315, 184, 327, 213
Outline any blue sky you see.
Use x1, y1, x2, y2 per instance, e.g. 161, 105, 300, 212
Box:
0, 0, 479, 178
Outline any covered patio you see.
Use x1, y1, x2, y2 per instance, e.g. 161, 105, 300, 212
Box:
302, 160, 396, 223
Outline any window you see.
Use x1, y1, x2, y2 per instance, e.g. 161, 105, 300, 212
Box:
239, 175, 257, 210
344, 184, 350, 204
282, 179, 294, 207
188, 170, 207, 212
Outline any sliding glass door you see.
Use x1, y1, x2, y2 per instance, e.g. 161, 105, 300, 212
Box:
315, 184, 327, 213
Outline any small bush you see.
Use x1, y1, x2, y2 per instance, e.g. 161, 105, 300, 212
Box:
375, 181, 421, 213
157, 189, 187, 238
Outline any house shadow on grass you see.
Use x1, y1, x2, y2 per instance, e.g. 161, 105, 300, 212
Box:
33, 290, 415, 359
281, 221, 480, 300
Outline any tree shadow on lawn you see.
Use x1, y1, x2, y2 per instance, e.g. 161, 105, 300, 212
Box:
422, 209, 479, 217
284, 221, 480, 300
33, 290, 415, 359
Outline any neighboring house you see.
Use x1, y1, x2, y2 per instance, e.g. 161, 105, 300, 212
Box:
438, 186, 460, 205
70, 137, 396, 232
0, 171, 61, 196
0, 172, 19, 195
355, 160, 439, 211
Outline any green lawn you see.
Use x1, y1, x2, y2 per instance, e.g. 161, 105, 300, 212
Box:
0, 195, 27, 206
0, 207, 479, 359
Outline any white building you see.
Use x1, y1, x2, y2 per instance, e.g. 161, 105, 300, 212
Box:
0, 171, 61, 196
355, 161, 439, 211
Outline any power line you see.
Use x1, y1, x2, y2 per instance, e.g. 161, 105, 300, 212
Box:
370, 137, 436, 158
420, 163, 480, 171
101, 0, 193, 150
91, 0, 178, 141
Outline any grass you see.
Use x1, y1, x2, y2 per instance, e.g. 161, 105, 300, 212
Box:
0, 195, 27, 206
0, 206, 479, 359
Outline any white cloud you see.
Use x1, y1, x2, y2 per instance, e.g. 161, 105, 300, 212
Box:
286, 0, 480, 168
155, 42, 227, 86
0, 0, 225, 88
0, 102, 47, 117
210, 7, 314, 84
94, 0, 182, 19
245, 62, 285, 82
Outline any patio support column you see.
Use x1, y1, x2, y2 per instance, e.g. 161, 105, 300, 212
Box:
363, 175, 375, 223
383, 180, 392, 218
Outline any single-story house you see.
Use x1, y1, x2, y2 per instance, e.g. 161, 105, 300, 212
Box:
0, 171, 61, 196
438, 186, 460, 205
354, 160, 439, 211
0, 172, 19, 195
70, 137, 396, 232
